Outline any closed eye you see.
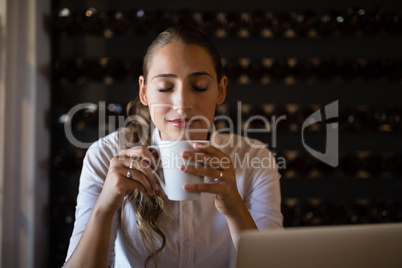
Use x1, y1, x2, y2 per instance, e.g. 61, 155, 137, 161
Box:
158, 88, 173, 92
193, 87, 207, 92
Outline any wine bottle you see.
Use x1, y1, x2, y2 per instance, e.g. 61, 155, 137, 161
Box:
106, 10, 129, 35
128, 8, 150, 34
78, 7, 104, 34
214, 104, 232, 130
70, 103, 99, 131
368, 107, 389, 131
224, 11, 242, 36
280, 201, 295, 227
271, 106, 290, 131
383, 10, 402, 34
295, 201, 320, 226
338, 8, 361, 35
292, 59, 314, 80
199, 11, 219, 35
316, 202, 343, 225
292, 10, 317, 36
361, 154, 386, 176
152, 10, 174, 34
53, 149, 85, 173
316, 9, 340, 36
271, 11, 291, 36
175, 9, 196, 28
316, 158, 334, 174
248, 11, 267, 36
52, 196, 76, 225
52, 7, 73, 31
386, 155, 402, 176
360, 8, 382, 35
269, 59, 288, 80
291, 154, 315, 175
316, 59, 335, 80
339, 154, 361, 175
130, 59, 143, 78
346, 202, 370, 224
246, 60, 266, 81
389, 60, 402, 80
85, 60, 106, 81
223, 60, 243, 80
340, 108, 367, 131
338, 59, 362, 80
106, 102, 125, 130
106, 59, 128, 81
369, 199, 392, 223
58, 59, 83, 81
388, 107, 401, 131
52, 105, 69, 130
246, 105, 269, 129
295, 106, 322, 131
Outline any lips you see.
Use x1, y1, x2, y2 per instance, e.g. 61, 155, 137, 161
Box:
168, 118, 198, 128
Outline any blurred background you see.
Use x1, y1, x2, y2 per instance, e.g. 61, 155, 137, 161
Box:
1, 0, 402, 267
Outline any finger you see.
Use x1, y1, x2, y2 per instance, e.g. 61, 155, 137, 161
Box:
134, 158, 160, 191
124, 179, 147, 196
114, 154, 160, 193
183, 182, 226, 195
180, 164, 225, 181
120, 147, 158, 169
192, 142, 226, 158
107, 165, 147, 196
181, 151, 231, 170
125, 166, 156, 196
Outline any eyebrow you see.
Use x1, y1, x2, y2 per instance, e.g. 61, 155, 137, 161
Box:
190, 71, 213, 78
151, 71, 213, 80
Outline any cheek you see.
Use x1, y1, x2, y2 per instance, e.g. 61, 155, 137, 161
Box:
197, 101, 216, 119
149, 106, 168, 122
147, 94, 172, 117
146, 93, 169, 104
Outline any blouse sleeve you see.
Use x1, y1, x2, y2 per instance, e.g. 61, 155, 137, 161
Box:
65, 135, 120, 267
239, 141, 284, 230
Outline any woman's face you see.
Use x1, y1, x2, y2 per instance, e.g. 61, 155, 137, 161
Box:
139, 40, 227, 140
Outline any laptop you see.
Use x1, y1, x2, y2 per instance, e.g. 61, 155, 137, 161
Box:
231, 223, 402, 268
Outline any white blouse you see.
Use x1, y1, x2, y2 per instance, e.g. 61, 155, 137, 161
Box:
66, 128, 283, 268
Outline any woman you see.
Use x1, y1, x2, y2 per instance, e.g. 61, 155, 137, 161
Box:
64, 26, 283, 268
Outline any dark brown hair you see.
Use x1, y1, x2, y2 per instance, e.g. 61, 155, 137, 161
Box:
142, 26, 224, 84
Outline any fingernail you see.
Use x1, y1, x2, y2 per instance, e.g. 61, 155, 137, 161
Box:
181, 151, 190, 157
154, 184, 160, 191
193, 142, 206, 149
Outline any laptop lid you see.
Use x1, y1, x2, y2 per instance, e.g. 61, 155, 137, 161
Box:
232, 223, 402, 268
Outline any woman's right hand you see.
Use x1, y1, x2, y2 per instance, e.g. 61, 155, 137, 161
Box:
95, 146, 160, 213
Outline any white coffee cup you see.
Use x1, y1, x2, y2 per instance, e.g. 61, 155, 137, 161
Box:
148, 140, 209, 201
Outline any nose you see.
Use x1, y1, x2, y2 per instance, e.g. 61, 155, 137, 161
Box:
173, 85, 193, 113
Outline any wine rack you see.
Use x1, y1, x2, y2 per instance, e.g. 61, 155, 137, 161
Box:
50, 0, 402, 267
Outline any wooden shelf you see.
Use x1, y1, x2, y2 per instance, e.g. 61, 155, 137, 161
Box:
248, 131, 402, 153
281, 178, 402, 200
57, 34, 402, 59
55, 81, 402, 106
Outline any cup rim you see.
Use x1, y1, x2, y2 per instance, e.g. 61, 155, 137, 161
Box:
157, 139, 210, 149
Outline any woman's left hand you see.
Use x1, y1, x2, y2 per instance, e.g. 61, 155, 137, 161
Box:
181, 142, 243, 216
